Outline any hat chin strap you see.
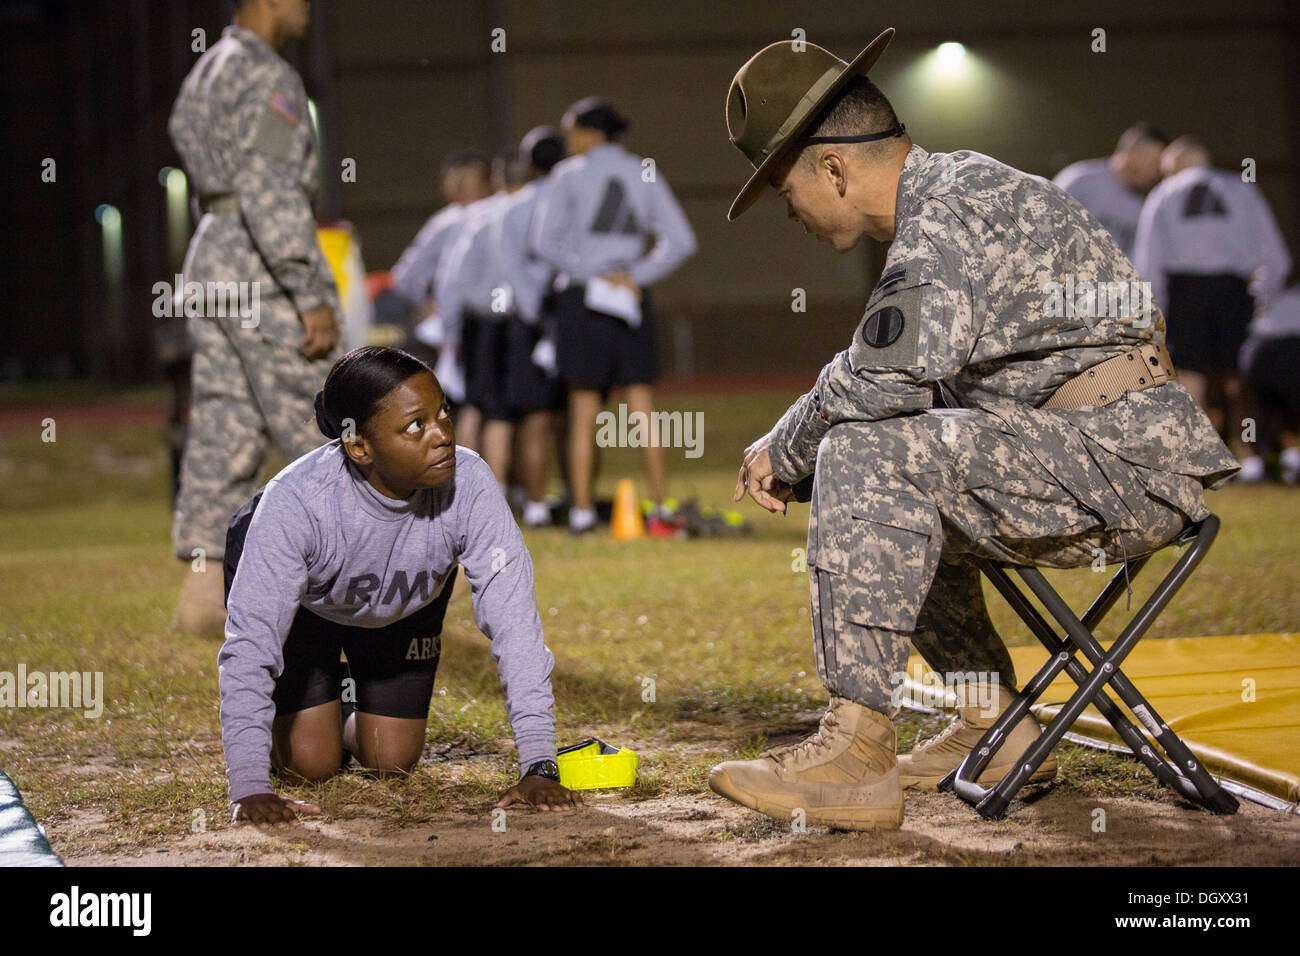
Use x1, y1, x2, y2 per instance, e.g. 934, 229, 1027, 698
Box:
805, 123, 907, 145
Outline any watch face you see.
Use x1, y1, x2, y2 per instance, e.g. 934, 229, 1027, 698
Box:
527, 760, 560, 780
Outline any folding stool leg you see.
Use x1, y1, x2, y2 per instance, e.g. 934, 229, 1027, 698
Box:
938, 561, 1175, 817
937, 560, 1177, 811
1016, 533, 1238, 815
961, 559, 1202, 804
940, 517, 1238, 817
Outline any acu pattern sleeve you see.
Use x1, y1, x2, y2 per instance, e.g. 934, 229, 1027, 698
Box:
767, 199, 982, 484
231, 68, 336, 316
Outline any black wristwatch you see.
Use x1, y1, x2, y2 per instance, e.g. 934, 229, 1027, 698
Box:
522, 759, 560, 782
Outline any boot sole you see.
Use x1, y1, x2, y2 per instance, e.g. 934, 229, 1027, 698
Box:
709, 773, 904, 831
901, 755, 1059, 791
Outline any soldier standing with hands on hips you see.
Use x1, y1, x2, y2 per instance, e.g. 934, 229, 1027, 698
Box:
528, 98, 698, 536
168, 0, 344, 637
710, 29, 1238, 830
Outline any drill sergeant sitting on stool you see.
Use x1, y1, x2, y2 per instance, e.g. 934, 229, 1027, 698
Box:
710, 29, 1239, 831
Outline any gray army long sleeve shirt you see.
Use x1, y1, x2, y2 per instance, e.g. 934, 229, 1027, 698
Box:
219, 445, 557, 803
1133, 165, 1292, 315
392, 202, 471, 305
529, 143, 697, 287
169, 25, 337, 315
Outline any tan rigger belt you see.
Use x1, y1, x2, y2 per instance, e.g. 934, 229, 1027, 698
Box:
200, 194, 241, 216
1041, 343, 1177, 411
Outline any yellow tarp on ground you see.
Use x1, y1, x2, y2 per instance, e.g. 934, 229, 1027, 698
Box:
905, 633, 1300, 807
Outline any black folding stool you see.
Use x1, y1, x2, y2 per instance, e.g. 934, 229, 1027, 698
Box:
937, 514, 1240, 819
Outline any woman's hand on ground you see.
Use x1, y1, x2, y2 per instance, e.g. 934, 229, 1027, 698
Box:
496, 776, 584, 812
230, 792, 322, 830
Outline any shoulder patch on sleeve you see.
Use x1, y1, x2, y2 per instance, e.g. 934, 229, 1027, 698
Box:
852, 262, 928, 369
862, 306, 905, 348
249, 92, 299, 161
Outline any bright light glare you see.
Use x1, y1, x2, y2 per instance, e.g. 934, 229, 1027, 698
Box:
937, 42, 967, 67
94, 203, 121, 228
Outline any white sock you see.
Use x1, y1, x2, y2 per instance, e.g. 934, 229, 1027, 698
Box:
341, 710, 357, 754
523, 501, 551, 525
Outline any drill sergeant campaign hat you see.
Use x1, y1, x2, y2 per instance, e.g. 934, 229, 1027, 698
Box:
725, 28, 898, 221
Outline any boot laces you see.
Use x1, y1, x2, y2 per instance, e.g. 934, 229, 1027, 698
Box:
915, 713, 970, 755
765, 704, 843, 769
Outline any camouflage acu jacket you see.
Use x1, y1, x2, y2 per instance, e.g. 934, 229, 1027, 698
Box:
169, 25, 336, 316
768, 144, 1239, 526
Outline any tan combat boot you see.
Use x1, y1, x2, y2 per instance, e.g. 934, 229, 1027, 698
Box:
897, 683, 1058, 789
170, 567, 228, 638
708, 697, 903, 831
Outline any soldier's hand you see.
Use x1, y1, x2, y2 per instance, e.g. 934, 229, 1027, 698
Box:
735, 436, 793, 514
230, 792, 321, 830
496, 776, 583, 812
298, 306, 338, 359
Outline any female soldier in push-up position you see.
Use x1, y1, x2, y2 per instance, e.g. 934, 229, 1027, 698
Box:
219, 346, 580, 828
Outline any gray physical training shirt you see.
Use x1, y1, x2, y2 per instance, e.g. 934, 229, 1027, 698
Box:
494, 179, 556, 324
1053, 158, 1145, 259
391, 202, 471, 304
1133, 165, 1292, 313
219, 444, 557, 803
529, 143, 697, 287
436, 193, 511, 329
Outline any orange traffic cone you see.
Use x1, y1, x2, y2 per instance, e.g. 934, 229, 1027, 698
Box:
611, 478, 646, 540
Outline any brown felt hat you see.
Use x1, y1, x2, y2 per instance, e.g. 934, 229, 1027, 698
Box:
724, 29, 895, 221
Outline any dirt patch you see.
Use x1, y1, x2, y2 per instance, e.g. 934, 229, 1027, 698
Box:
52, 784, 1300, 867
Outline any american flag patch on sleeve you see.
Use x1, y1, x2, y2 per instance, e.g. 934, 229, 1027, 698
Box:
269, 91, 298, 124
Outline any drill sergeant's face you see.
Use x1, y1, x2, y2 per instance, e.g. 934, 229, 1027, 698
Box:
770, 146, 888, 251
342, 372, 457, 497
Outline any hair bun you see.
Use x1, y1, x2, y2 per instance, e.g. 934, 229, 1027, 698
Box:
314, 389, 341, 440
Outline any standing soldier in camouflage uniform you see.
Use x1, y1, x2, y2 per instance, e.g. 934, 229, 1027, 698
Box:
168, 0, 343, 637
709, 29, 1239, 830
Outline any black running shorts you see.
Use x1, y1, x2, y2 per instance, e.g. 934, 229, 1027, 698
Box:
554, 285, 658, 391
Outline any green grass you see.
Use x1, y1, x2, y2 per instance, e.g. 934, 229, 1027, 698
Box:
0, 386, 1296, 858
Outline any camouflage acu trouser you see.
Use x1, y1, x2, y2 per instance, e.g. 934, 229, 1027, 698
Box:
807, 408, 1193, 714
171, 301, 343, 561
